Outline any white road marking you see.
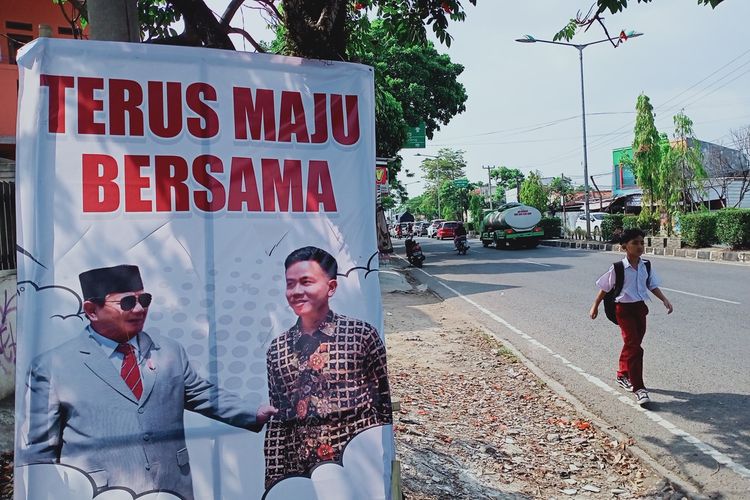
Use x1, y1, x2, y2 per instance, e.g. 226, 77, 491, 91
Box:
660, 287, 741, 305
518, 259, 551, 267
408, 264, 750, 481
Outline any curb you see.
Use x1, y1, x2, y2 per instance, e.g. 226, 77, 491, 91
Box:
540, 239, 750, 265
401, 267, 708, 499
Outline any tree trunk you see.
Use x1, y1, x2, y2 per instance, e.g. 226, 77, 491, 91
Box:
284, 0, 348, 60
88, 0, 139, 42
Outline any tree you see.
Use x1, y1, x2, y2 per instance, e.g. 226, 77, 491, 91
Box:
419, 148, 467, 217
79, 0, 476, 60
556, 0, 725, 43
664, 111, 707, 213
727, 126, 750, 207
437, 179, 464, 220
548, 175, 574, 211
631, 94, 664, 214
468, 193, 484, 226
519, 171, 548, 213
703, 126, 750, 208
490, 166, 525, 202
354, 21, 468, 191
361, 21, 468, 143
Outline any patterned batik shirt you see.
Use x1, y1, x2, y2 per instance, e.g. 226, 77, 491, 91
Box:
264, 310, 392, 488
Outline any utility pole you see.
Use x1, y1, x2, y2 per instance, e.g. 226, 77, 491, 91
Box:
482, 165, 494, 210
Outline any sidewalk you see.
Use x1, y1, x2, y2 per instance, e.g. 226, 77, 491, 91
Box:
541, 239, 750, 264
380, 264, 697, 499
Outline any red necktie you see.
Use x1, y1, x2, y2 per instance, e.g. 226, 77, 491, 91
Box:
116, 343, 143, 399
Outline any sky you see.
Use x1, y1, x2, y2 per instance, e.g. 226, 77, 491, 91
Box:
205, 1, 750, 197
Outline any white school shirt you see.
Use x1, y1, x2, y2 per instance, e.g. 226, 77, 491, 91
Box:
595, 257, 661, 303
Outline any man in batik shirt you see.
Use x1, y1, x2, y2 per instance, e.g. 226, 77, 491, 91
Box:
264, 246, 392, 488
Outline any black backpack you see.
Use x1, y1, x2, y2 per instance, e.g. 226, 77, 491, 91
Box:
603, 260, 651, 325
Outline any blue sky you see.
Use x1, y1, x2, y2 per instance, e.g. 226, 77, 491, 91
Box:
206, 1, 750, 197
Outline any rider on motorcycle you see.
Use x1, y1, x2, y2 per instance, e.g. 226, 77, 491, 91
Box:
454, 222, 467, 246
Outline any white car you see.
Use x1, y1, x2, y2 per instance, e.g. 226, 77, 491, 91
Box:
575, 212, 606, 237
427, 219, 445, 238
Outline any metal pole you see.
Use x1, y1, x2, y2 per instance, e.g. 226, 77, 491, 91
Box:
482, 164, 494, 210
578, 46, 592, 240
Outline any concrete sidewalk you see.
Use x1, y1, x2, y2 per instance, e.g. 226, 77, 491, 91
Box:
541, 238, 750, 264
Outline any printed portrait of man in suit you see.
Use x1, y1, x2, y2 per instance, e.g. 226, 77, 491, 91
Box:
264, 247, 393, 488
18, 264, 277, 500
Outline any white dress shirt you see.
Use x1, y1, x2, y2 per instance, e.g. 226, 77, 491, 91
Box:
596, 257, 661, 303
87, 325, 141, 372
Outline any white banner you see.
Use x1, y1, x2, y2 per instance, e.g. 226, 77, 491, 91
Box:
14, 38, 392, 500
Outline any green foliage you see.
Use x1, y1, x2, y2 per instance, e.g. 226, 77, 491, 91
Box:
556, 0, 725, 42
490, 166, 525, 194
466, 222, 476, 232
418, 149, 467, 218
715, 209, 750, 249
622, 215, 639, 230
631, 94, 664, 213
368, 0, 477, 50
468, 194, 483, 226
637, 212, 661, 235
680, 212, 719, 248
519, 171, 548, 213
601, 214, 625, 241
664, 111, 707, 213
360, 22, 467, 142
548, 175, 573, 210
139, 0, 181, 41
539, 217, 562, 238
437, 179, 464, 221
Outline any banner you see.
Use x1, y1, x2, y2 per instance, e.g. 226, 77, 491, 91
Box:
14, 39, 393, 500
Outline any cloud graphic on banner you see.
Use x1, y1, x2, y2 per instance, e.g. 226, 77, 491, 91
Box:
18, 464, 182, 500
337, 251, 379, 278
17, 280, 85, 321
264, 425, 392, 500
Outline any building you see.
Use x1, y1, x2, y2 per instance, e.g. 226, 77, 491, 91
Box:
0, 0, 86, 400
610, 139, 750, 212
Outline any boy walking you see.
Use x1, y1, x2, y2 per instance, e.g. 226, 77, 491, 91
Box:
589, 229, 673, 405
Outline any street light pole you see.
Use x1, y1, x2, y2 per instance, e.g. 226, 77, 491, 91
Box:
515, 32, 642, 240
577, 46, 591, 240
482, 164, 494, 210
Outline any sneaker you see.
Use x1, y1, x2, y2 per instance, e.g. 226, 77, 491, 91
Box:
616, 376, 633, 392
634, 389, 650, 406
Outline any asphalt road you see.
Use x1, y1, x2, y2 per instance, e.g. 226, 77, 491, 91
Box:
393, 236, 750, 498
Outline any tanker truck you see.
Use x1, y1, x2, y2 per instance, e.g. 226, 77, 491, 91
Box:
479, 203, 544, 249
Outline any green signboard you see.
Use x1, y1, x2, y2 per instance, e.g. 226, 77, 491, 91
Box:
453, 178, 469, 188
403, 122, 426, 149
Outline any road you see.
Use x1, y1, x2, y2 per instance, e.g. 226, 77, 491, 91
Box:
392, 236, 750, 498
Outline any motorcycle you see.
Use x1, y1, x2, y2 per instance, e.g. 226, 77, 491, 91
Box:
404, 237, 425, 268
454, 235, 469, 255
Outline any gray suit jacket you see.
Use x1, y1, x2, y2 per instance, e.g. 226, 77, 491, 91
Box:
18, 329, 261, 500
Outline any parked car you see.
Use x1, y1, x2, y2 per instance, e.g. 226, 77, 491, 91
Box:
414, 222, 429, 236
575, 212, 606, 237
427, 219, 446, 238
436, 221, 460, 239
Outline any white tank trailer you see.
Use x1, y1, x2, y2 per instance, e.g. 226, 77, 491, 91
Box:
479, 203, 544, 249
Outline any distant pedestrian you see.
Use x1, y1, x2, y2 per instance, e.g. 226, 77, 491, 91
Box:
589, 229, 673, 405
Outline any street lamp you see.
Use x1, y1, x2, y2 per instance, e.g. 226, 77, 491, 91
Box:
515, 31, 643, 239
414, 153, 443, 217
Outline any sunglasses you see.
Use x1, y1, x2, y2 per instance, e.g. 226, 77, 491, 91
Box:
102, 293, 153, 311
